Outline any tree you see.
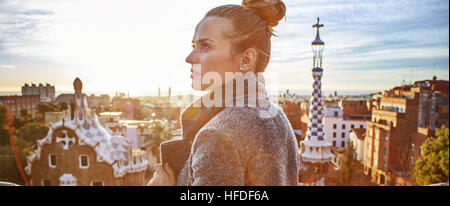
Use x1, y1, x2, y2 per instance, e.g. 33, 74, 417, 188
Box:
36, 102, 61, 121
58, 102, 68, 111
13, 108, 33, 130
335, 143, 361, 185
414, 125, 449, 185
144, 120, 172, 163
17, 123, 49, 143
0, 105, 9, 146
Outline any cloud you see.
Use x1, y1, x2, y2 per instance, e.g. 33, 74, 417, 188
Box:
0, 0, 448, 95
0, 64, 15, 69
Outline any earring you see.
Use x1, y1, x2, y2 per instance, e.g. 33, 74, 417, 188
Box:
240, 66, 245, 71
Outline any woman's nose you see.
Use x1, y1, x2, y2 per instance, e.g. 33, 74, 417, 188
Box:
185, 51, 198, 64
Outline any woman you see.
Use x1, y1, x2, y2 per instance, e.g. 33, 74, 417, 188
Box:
148, 0, 299, 186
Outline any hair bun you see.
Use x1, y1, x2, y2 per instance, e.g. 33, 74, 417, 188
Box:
242, 0, 286, 27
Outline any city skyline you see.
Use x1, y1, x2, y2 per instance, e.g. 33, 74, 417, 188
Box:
0, 0, 448, 97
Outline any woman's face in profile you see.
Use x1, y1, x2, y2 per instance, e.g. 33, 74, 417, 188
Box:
186, 16, 241, 91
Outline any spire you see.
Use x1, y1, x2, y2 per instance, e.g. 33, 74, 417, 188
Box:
311, 17, 325, 69
312, 17, 324, 45
300, 18, 332, 184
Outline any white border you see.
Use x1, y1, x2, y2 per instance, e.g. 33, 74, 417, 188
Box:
79, 155, 89, 169
90, 181, 104, 186
48, 154, 56, 168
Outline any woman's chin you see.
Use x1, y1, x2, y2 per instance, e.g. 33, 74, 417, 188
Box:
191, 81, 203, 91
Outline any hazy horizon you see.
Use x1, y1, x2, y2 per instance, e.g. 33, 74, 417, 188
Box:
1, 0, 449, 97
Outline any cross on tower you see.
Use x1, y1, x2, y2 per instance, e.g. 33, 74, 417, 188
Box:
56, 130, 75, 150
313, 17, 323, 31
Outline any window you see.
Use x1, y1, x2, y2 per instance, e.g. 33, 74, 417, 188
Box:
79, 155, 89, 169
91, 181, 104, 186
351, 124, 355, 129
385, 135, 389, 142
375, 132, 379, 140
383, 161, 387, 169
333, 124, 337, 129
380, 174, 385, 184
341, 133, 345, 138
342, 124, 346, 129
42, 179, 51, 186
334, 111, 339, 117
49, 154, 56, 168
341, 141, 345, 147
333, 141, 336, 147
360, 125, 364, 129
384, 148, 387, 155
333, 132, 336, 138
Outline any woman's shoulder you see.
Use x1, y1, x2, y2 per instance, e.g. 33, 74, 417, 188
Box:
199, 103, 287, 139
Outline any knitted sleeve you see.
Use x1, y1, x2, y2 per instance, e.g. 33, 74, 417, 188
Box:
190, 128, 245, 186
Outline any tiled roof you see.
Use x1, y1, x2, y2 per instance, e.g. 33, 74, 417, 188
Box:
350, 128, 366, 140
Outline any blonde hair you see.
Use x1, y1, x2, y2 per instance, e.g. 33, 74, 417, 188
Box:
205, 0, 286, 72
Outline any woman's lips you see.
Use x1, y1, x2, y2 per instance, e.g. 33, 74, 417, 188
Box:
191, 64, 201, 79
190, 68, 200, 79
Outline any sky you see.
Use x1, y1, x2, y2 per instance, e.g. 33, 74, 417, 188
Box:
0, 0, 448, 97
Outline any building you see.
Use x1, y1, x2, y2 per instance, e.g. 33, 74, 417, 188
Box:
98, 112, 163, 167
298, 18, 333, 186
44, 111, 64, 124
349, 128, 366, 161
339, 99, 371, 116
409, 127, 432, 171
363, 77, 448, 186
55, 93, 73, 105
87, 94, 111, 112
22, 83, 55, 102
98, 112, 123, 131
414, 76, 449, 130
323, 106, 370, 148
279, 100, 302, 143
364, 91, 420, 185
0, 95, 40, 117
299, 99, 310, 142
25, 78, 148, 186
112, 96, 141, 120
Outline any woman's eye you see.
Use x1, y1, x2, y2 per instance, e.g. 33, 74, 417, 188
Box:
201, 43, 209, 49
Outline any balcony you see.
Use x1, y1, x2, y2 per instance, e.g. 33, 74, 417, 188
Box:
367, 121, 391, 131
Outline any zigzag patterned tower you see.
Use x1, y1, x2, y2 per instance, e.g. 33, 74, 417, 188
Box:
299, 18, 333, 186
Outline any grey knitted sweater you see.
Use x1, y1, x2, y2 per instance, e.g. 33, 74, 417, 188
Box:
176, 74, 299, 186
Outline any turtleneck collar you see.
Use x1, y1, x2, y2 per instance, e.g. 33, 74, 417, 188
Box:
180, 73, 269, 143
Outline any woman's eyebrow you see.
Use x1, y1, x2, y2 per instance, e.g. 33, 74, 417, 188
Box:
192, 38, 215, 44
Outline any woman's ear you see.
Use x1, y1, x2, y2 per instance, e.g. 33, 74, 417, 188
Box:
240, 48, 258, 72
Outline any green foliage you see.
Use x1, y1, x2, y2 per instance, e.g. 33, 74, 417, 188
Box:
0, 104, 7, 127
0, 105, 9, 146
36, 102, 61, 121
335, 143, 361, 186
144, 120, 172, 162
18, 123, 49, 142
58, 102, 68, 111
0, 133, 31, 186
0, 146, 24, 185
0, 105, 46, 185
13, 108, 34, 129
414, 125, 449, 185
